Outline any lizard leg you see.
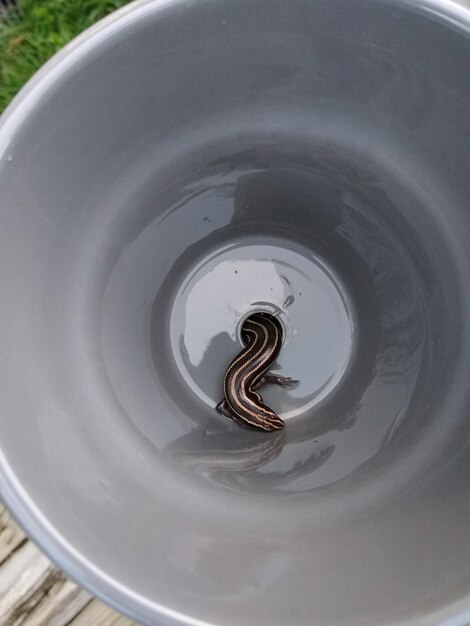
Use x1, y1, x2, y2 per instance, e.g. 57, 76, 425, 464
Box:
251, 374, 299, 391
216, 399, 236, 419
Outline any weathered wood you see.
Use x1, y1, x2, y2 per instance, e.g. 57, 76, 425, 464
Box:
0, 504, 26, 565
67, 599, 137, 625
0, 540, 89, 625
0, 503, 137, 625
19, 580, 92, 626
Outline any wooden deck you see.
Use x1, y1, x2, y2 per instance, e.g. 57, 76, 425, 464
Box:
0, 503, 137, 625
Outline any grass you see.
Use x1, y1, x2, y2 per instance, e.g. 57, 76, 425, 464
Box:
0, 0, 132, 113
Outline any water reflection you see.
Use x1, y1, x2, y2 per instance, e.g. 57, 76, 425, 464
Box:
102, 148, 454, 500
166, 423, 286, 474
154, 163, 436, 495
165, 422, 337, 494
169, 242, 354, 417
180, 258, 286, 367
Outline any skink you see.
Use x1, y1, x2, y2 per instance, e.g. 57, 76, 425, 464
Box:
216, 312, 298, 431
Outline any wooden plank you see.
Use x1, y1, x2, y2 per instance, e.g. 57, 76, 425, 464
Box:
0, 504, 137, 625
68, 599, 137, 626
21, 581, 91, 626
0, 504, 26, 565
0, 538, 91, 626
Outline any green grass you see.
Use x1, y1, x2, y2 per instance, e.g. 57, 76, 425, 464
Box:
0, 0, 132, 113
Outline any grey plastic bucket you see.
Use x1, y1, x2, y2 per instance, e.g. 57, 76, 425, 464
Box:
1, 0, 470, 624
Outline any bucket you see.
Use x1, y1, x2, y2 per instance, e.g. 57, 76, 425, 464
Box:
1, 0, 470, 624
